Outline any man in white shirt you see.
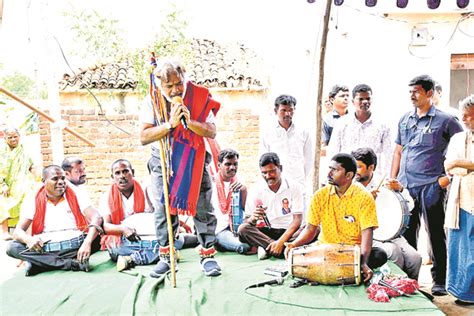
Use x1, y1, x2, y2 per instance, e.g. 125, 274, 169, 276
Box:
238, 152, 302, 260
212, 149, 252, 254
260, 94, 313, 189
99, 159, 156, 272
101, 159, 198, 272
6, 165, 102, 276
352, 147, 422, 280
328, 84, 392, 177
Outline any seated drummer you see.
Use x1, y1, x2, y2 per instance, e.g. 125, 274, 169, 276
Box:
212, 148, 252, 254
6, 165, 102, 276
352, 147, 422, 280
285, 153, 387, 282
238, 152, 302, 260
100, 159, 197, 272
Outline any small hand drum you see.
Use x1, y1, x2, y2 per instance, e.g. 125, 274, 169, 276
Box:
121, 213, 155, 238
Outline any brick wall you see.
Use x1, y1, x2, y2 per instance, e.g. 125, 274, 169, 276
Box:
40, 108, 151, 205
39, 89, 266, 205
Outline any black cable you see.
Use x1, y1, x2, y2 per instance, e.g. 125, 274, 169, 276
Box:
244, 287, 441, 313
53, 36, 132, 136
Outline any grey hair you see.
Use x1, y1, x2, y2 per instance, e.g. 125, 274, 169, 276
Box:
459, 94, 474, 111
154, 58, 186, 82
3, 126, 19, 135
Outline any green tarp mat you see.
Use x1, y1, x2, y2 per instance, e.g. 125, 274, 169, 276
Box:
0, 250, 443, 315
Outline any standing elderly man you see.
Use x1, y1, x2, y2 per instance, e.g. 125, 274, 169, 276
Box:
391, 74, 463, 296
6, 165, 102, 276
140, 58, 221, 277
444, 95, 474, 305
0, 127, 37, 239
260, 94, 313, 189
238, 152, 303, 260
327, 84, 392, 177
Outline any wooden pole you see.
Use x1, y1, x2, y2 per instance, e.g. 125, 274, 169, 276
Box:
149, 67, 177, 287
312, 0, 332, 193
0, 86, 95, 147
158, 140, 177, 288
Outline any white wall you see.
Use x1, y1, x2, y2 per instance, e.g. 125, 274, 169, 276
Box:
2, 0, 472, 137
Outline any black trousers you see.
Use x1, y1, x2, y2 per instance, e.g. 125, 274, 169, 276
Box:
404, 181, 447, 285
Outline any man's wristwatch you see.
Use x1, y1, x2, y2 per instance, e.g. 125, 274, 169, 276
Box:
164, 122, 172, 131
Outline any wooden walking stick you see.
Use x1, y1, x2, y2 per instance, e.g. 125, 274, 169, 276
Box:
157, 138, 177, 288
149, 54, 177, 287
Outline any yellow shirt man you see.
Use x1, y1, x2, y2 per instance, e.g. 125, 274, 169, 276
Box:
307, 182, 378, 245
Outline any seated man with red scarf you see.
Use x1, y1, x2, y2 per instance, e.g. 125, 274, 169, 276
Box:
140, 58, 221, 277
100, 159, 197, 272
6, 165, 102, 276
212, 148, 252, 254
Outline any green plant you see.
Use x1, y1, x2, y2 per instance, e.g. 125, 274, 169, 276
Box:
64, 9, 126, 61
130, 6, 193, 96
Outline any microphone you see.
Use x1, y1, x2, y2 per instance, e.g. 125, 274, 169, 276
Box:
254, 198, 272, 228
246, 278, 284, 289
172, 96, 188, 130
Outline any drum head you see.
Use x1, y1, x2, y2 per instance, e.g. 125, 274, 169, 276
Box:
374, 187, 404, 241
121, 213, 155, 237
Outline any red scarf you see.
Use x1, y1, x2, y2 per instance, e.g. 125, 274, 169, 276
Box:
215, 173, 236, 215
108, 180, 145, 224
32, 186, 87, 235
167, 82, 220, 216
100, 180, 146, 250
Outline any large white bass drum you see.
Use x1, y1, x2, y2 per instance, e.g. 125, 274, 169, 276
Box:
374, 187, 411, 241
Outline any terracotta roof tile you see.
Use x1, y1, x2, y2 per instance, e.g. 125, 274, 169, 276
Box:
59, 60, 138, 91
188, 38, 266, 89
59, 39, 266, 91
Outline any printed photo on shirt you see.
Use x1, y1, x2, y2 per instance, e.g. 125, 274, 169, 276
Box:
281, 198, 291, 215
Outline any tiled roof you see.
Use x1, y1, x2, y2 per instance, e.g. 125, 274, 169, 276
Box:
59, 39, 266, 91
188, 38, 266, 90
59, 60, 138, 91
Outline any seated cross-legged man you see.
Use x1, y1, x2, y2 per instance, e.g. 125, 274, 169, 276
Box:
212, 149, 252, 254
100, 159, 196, 272
352, 147, 422, 280
6, 165, 102, 276
285, 154, 387, 283
238, 152, 302, 260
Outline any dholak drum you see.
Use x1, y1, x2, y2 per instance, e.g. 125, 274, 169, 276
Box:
373, 187, 411, 241
121, 213, 155, 240
288, 243, 361, 285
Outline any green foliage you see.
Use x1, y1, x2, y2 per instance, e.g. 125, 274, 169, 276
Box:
64, 9, 126, 61
130, 7, 193, 96
63, 5, 192, 97
0, 71, 36, 99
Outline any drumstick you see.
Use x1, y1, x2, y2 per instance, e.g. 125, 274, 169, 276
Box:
375, 173, 387, 191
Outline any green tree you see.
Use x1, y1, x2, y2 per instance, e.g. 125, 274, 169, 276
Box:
0, 71, 35, 99
130, 6, 193, 96
64, 9, 126, 61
